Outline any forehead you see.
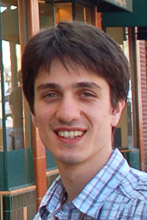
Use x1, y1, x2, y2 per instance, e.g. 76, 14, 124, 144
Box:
36, 58, 107, 85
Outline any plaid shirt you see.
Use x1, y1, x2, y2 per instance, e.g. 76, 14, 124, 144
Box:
34, 149, 147, 220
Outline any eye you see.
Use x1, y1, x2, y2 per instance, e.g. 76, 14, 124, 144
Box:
78, 90, 97, 101
43, 91, 61, 102
81, 91, 94, 97
46, 92, 57, 98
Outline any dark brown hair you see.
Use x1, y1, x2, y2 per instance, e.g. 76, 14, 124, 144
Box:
21, 21, 130, 113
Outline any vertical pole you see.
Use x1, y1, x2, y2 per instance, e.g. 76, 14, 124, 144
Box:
72, 0, 76, 20
91, 6, 102, 29
128, 27, 144, 170
0, 3, 9, 190
24, 0, 47, 208
52, 0, 56, 26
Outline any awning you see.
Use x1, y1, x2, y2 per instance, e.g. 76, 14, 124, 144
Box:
97, 0, 133, 12
102, 0, 147, 27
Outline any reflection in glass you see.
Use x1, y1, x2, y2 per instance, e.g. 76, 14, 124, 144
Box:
0, 2, 24, 150
113, 34, 133, 149
75, 3, 93, 23
39, 1, 54, 28
39, 0, 94, 28
0, 73, 3, 151
55, 3, 72, 23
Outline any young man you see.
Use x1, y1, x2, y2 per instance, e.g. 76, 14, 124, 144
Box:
22, 21, 147, 219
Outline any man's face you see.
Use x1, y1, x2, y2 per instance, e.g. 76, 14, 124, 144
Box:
32, 58, 124, 166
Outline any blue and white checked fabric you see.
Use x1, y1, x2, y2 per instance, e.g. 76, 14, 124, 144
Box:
33, 149, 147, 219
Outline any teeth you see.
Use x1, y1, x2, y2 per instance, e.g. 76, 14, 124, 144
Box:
58, 131, 84, 139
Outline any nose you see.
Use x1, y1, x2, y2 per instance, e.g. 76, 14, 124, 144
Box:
56, 96, 80, 123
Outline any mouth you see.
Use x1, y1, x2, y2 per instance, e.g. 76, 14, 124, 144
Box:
55, 130, 85, 139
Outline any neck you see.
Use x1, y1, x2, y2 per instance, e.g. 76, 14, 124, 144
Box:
56, 147, 113, 203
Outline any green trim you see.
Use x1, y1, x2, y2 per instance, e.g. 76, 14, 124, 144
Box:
0, 195, 3, 220
102, 0, 147, 27
122, 149, 140, 170
128, 150, 140, 170
3, 196, 12, 220
0, 152, 4, 190
0, 4, 9, 190
46, 149, 57, 171
101, 0, 132, 12
7, 148, 34, 190
0, 148, 34, 190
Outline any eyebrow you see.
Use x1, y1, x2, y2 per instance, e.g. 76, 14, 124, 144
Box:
72, 82, 102, 90
36, 83, 60, 91
36, 82, 102, 91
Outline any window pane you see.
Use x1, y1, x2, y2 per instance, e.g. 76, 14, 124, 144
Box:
0, 0, 34, 190
39, 1, 54, 28
1, 1, 24, 150
0, 62, 3, 151
75, 4, 85, 21
55, 3, 72, 23
75, 3, 93, 24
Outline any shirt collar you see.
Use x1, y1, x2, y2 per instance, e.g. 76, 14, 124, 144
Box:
39, 176, 65, 216
39, 149, 130, 218
73, 149, 131, 218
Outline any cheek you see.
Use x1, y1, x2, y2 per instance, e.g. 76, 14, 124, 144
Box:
88, 110, 111, 129
92, 112, 114, 134
35, 107, 56, 128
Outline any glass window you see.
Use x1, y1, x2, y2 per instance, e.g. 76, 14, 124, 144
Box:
39, 0, 54, 28
75, 3, 93, 23
105, 27, 140, 170
105, 27, 133, 149
39, 0, 95, 28
0, 1, 33, 190
0, 2, 24, 151
55, 2, 72, 24
116, 36, 133, 149
39, 0, 73, 28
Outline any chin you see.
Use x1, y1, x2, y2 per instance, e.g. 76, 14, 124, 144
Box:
56, 154, 84, 165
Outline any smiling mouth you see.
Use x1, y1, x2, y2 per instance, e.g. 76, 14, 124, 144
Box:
56, 130, 85, 139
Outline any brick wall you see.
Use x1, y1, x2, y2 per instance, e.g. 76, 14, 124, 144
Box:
138, 40, 147, 171
1, 188, 36, 220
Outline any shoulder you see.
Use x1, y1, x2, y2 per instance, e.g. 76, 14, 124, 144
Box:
104, 168, 147, 219
120, 167, 147, 200
111, 149, 147, 200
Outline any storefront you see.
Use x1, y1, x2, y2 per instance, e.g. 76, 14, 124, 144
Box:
1, 0, 147, 219
102, 0, 147, 171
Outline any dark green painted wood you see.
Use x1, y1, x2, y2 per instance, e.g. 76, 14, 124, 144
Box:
102, 0, 147, 27
3, 196, 12, 220
0, 152, 4, 190
7, 148, 34, 190
99, 0, 132, 12
46, 149, 57, 171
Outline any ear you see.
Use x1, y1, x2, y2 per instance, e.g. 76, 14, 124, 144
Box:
111, 100, 126, 127
31, 113, 38, 127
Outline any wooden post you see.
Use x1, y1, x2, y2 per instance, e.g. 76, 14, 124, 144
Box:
19, 0, 47, 209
